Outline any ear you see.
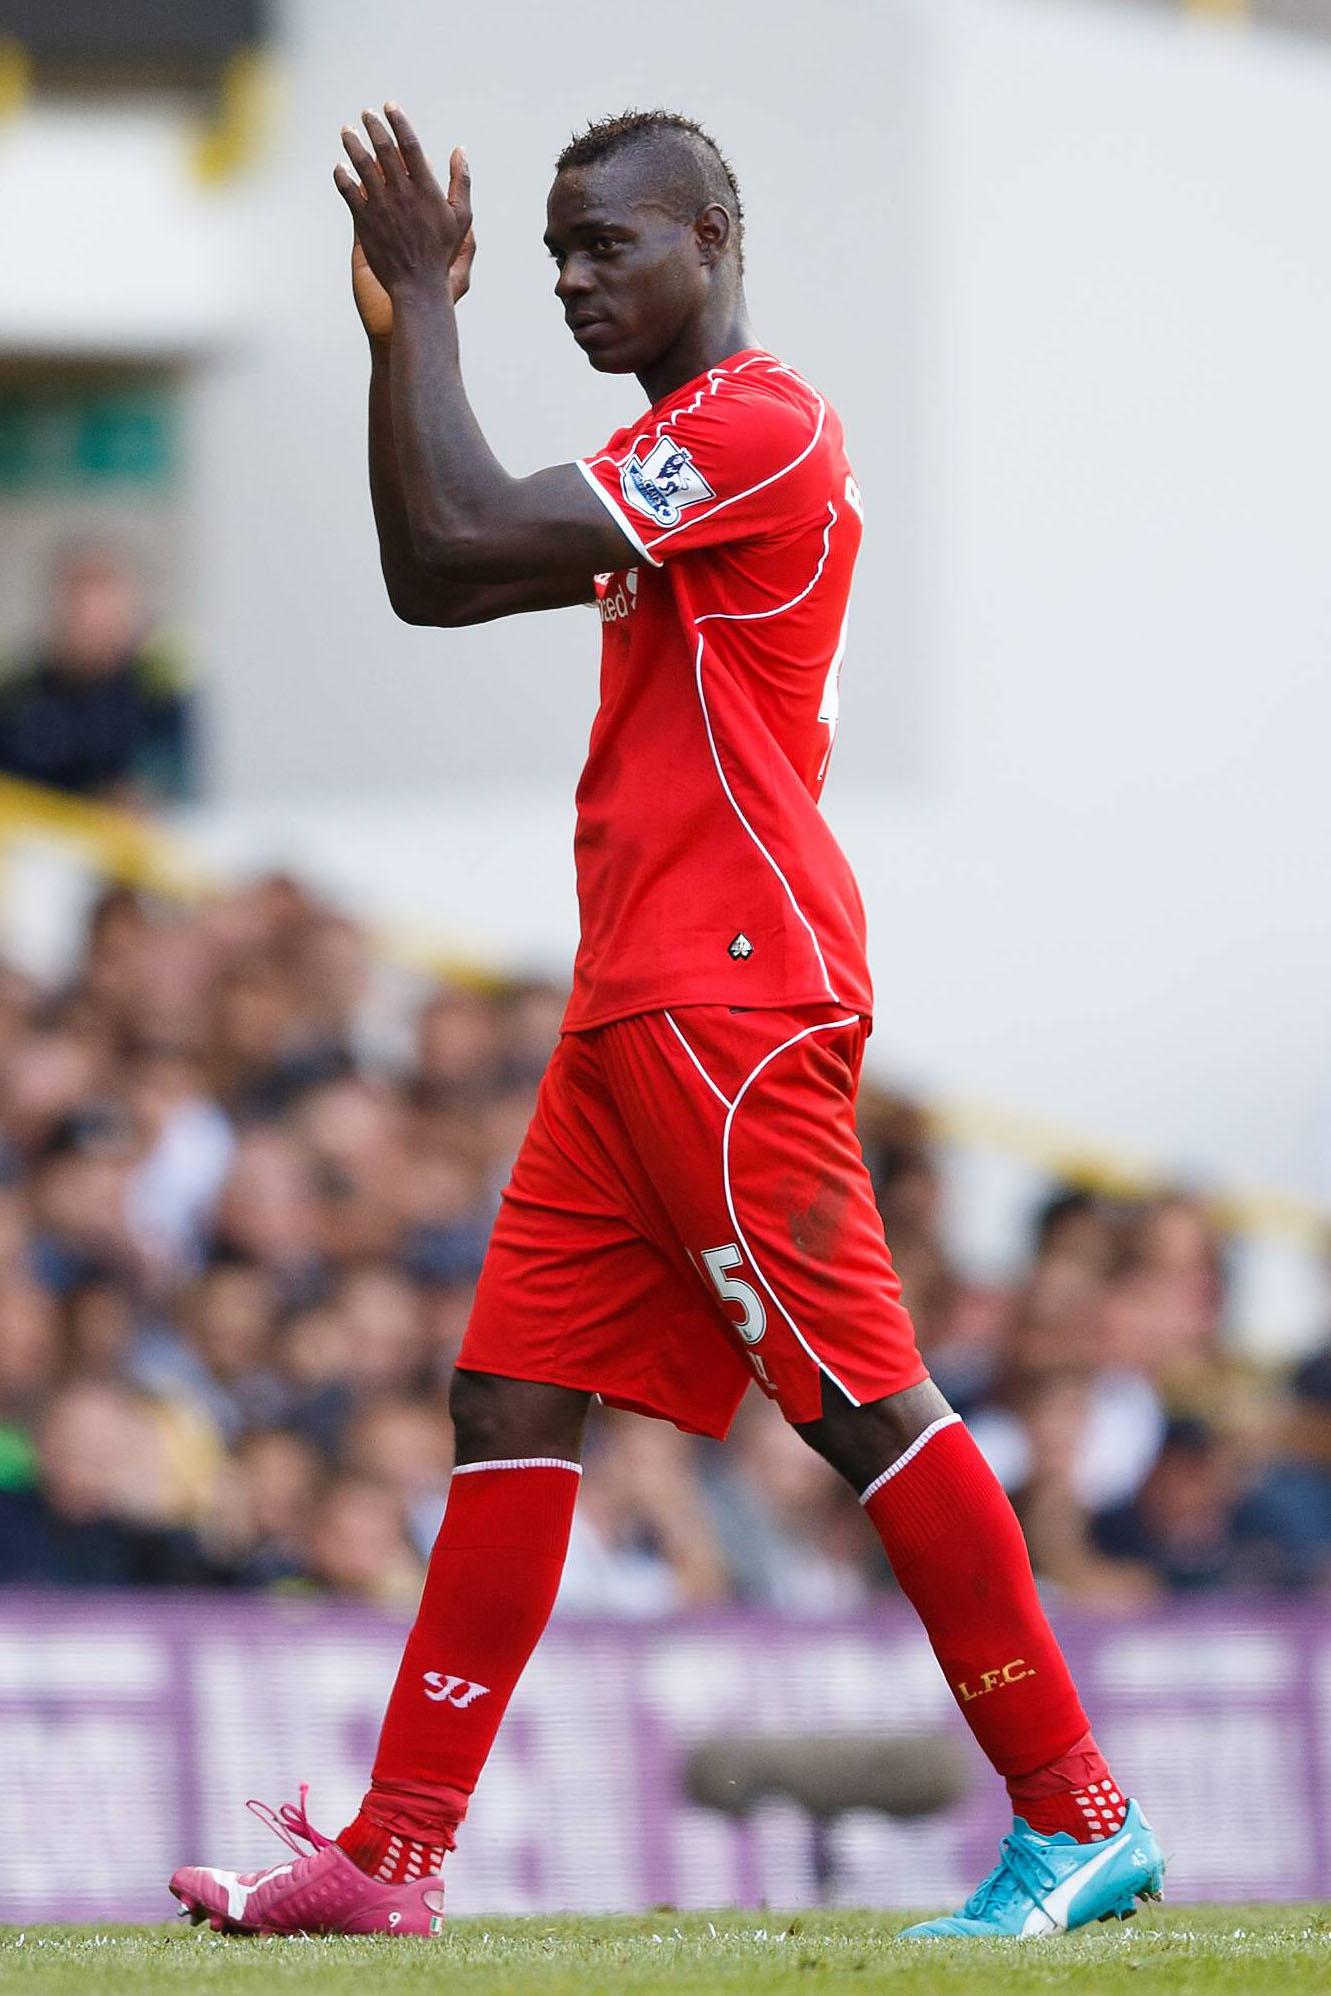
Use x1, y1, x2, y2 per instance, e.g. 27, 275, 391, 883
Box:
695, 202, 732, 266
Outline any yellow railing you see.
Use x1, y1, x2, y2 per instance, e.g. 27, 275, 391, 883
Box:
0, 775, 498, 991
0, 774, 1325, 1249
0, 774, 206, 901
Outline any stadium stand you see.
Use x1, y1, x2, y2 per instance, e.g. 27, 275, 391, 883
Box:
2, 778, 1327, 1610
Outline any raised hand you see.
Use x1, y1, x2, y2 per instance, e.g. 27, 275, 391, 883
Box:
335, 104, 473, 306
351, 214, 475, 341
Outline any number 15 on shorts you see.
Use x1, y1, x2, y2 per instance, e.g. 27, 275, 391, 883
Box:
701, 1244, 776, 1390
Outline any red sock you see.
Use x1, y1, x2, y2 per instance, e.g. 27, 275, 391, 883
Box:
862, 1414, 1123, 1842
1006, 1729, 1127, 1842
339, 1457, 580, 1881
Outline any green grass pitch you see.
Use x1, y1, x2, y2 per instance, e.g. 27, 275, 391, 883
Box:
2, 1910, 1329, 1996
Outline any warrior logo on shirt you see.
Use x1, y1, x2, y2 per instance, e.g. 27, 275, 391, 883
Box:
621, 433, 716, 527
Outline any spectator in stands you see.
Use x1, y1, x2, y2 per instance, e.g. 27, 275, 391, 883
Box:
558, 1413, 729, 1615
63, 1276, 137, 1381
0, 870, 1307, 1606
418, 1278, 477, 1379
1001, 1370, 1159, 1611
0, 1280, 59, 1489
177, 1258, 285, 1442
1093, 1418, 1239, 1592
345, 1396, 454, 1558
0, 543, 193, 804
0, 1380, 215, 1585
302, 1473, 422, 1609
1230, 1350, 1331, 1589
210, 1131, 326, 1303
337, 1265, 429, 1395
274, 1300, 355, 1455
707, 1398, 879, 1613
121, 1043, 236, 1284
205, 1427, 322, 1588
26, 1101, 143, 1295
415, 987, 506, 1109
496, 979, 567, 1087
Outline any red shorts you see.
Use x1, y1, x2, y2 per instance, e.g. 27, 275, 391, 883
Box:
459, 1005, 926, 1438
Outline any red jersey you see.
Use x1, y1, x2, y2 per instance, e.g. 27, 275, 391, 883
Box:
567, 347, 871, 1032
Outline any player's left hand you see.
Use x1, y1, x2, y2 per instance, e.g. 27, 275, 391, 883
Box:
334, 104, 468, 297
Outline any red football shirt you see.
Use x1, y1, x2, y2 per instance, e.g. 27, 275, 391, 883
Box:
566, 347, 871, 1032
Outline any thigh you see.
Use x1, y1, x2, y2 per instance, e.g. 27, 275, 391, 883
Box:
599, 1006, 928, 1425
458, 1031, 753, 1439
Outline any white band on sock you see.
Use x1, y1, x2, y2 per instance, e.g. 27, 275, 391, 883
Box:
858, 1413, 962, 1506
451, 1458, 583, 1477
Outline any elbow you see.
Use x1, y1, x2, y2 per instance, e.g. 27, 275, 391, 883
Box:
414, 526, 492, 582
390, 597, 435, 627
386, 580, 476, 629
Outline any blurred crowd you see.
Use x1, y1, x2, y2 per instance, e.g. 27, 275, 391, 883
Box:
2, 873, 1330, 1614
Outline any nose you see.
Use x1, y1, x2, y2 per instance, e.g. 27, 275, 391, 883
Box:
555, 255, 593, 305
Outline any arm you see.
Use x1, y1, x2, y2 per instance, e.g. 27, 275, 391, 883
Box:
352, 182, 594, 625
335, 106, 638, 589
367, 337, 592, 625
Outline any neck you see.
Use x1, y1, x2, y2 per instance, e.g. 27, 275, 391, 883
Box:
637, 291, 757, 405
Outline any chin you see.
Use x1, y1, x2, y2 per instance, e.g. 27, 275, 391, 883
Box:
581, 348, 638, 375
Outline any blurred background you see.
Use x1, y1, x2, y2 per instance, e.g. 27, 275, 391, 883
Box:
2, 0, 1331, 1924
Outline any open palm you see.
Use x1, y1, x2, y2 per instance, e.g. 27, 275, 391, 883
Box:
349, 145, 476, 339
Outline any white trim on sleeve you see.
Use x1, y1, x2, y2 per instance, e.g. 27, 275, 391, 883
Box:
574, 458, 663, 566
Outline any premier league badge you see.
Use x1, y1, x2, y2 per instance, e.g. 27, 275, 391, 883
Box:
621, 433, 716, 527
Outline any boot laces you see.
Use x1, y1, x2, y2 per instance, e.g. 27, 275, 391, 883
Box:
962, 1832, 1059, 1923
245, 1783, 336, 1857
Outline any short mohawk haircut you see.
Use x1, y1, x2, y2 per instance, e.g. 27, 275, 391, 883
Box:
555, 109, 745, 265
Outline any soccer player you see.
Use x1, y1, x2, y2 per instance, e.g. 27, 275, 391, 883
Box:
170, 105, 1163, 1941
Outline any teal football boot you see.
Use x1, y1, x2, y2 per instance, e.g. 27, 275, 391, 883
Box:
901, 1799, 1164, 1939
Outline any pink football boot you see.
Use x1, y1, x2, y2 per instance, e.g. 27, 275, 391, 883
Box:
169, 1786, 445, 1937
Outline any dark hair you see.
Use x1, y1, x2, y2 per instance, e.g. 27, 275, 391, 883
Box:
1292, 1349, 1331, 1410
1033, 1187, 1101, 1254
555, 109, 744, 267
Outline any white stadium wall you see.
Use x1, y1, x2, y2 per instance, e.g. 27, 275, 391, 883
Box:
5, 0, 1331, 1201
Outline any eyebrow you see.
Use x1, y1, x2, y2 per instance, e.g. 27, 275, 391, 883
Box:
542, 215, 636, 250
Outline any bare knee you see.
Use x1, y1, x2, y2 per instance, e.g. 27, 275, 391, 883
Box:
448, 1369, 591, 1466
795, 1376, 954, 1494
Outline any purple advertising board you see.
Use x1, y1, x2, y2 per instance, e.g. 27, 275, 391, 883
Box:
0, 1594, 1324, 1921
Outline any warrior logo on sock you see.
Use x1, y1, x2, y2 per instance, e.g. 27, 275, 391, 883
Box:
422, 1671, 491, 1708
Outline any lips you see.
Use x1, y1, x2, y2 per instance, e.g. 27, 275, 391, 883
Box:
567, 316, 612, 341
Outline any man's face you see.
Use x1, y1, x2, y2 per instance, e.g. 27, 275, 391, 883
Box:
545, 162, 709, 375
51, 559, 143, 677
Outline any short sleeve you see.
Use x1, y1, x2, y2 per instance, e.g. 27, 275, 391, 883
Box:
575, 373, 826, 568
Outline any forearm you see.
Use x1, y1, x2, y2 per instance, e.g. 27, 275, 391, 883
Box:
367, 338, 439, 617
368, 337, 593, 624
388, 277, 514, 567
389, 280, 597, 583
337, 103, 628, 588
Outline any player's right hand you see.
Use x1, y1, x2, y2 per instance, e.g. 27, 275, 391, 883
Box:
350, 147, 476, 340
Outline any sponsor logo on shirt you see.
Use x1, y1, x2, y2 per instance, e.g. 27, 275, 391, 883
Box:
620, 433, 716, 528
598, 568, 639, 625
